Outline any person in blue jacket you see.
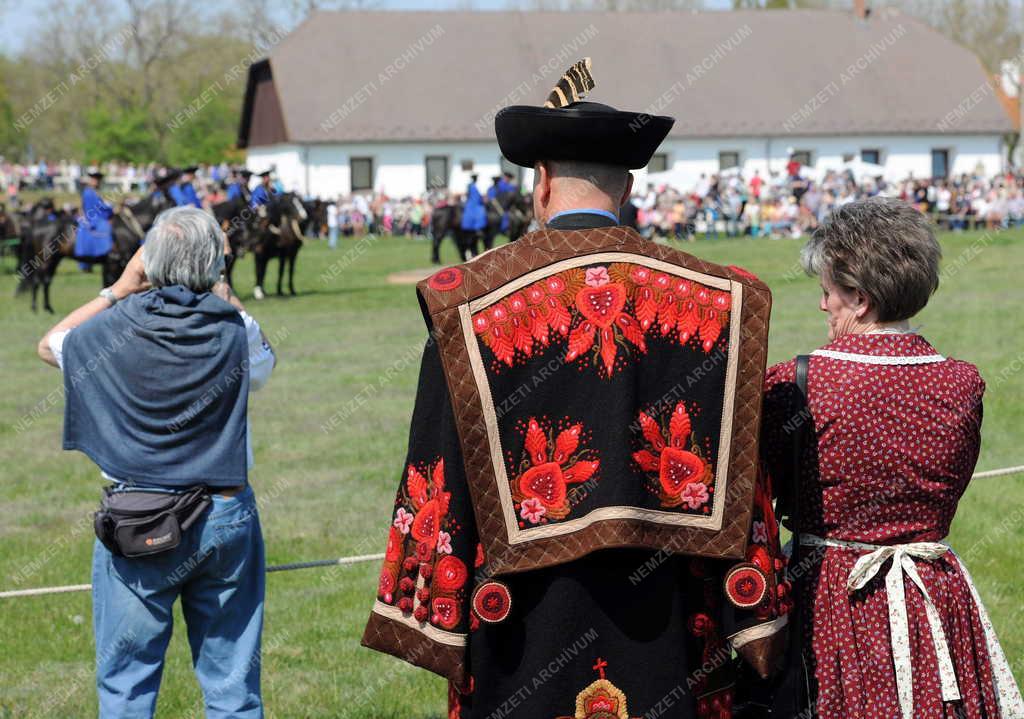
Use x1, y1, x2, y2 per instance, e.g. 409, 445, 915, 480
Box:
460, 173, 487, 235
75, 171, 113, 271
487, 173, 516, 233
170, 166, 202, 208
249, 171, 273, 209
226, 169, 252, 204
149, 168, 179, 205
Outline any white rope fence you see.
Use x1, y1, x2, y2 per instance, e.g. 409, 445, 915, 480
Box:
3, 465, 1023, 600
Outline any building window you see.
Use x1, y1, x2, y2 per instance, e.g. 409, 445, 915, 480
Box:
861, 149, 881, 165
931, 149, 950, 179
425, 156, 449, 190
648, 153, 668, 173
718, 151, 740, 171
790, 150, 813, 167
499, 156, 522, 185
460, 159, 474, 172
351, 157, 373, 192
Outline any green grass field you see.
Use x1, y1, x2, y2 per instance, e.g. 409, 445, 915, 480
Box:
1, 228, 1022, 718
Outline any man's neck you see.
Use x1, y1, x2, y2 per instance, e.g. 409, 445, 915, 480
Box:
543, 201, 619, 225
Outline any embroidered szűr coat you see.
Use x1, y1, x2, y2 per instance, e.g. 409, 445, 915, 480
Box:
363, 212, 789, 719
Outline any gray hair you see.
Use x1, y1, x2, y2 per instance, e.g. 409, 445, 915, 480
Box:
142, 207, 225, 291
801, 197, 941, 322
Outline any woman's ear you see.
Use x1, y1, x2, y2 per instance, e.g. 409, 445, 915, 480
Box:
854, 289, 872, 319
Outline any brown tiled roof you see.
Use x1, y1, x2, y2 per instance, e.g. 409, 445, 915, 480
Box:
241, 8, 1012, 147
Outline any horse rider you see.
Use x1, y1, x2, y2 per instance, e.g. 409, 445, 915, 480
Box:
169, 166, 202, 208
227, 169, 253, 204
249, 170, 273, 210
76, 170, 114, 271
149, 168, 180, 205
459, 172, 487, 252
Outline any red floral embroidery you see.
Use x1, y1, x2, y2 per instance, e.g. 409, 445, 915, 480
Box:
723, 563, 769, 609
377, 457, 470, 633
472, 580, 512, 624
632, 401, 715, 511
431, 596, 461, 629
434, 555, 469, 592
510, 417, 600, 523
473, 262, 730, 377
552, 659, 642, 719
428, 266, 463, 291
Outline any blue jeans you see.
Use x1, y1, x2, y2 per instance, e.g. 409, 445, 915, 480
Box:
92, 485, 265, 718
328, 226, 338, 249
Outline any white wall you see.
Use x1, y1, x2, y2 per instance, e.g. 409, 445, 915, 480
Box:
250, 141, 518, 199
638, 134, 1004, 190
248, 133, 1004, 198
246, 145, 304, 192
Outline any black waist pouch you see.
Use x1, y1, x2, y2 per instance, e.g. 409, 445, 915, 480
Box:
93, 485, 212, 558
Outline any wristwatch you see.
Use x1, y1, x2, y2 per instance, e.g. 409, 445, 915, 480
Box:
99, 287, 119, 306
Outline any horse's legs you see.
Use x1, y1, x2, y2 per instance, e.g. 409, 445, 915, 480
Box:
31, 281, 38, 313
253, 253, 267, 300
224, 252, 236, 287
430, 231, 442, 264
456, 230, 471, 261
276, 253, 286, 296
102, 258, 115, 288
288, 249, 298, 295
43, 278, 54, 314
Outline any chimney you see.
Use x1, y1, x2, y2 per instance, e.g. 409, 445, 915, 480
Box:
853, 0, 870, 20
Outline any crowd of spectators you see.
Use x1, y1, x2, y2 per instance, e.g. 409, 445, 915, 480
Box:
4, 158, 1023, 242
630, 166, 1024, 240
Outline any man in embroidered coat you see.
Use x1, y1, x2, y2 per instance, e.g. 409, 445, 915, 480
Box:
362, 60, 788, 719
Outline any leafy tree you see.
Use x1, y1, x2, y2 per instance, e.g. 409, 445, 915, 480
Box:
78, 104, 159, 162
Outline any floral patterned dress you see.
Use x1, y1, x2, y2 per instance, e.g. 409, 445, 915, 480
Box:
763, 332, 1024, 719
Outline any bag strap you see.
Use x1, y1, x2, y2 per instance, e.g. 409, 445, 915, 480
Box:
790, 354, 810, 714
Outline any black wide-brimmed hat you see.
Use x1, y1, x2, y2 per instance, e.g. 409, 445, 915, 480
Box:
181, 165, 198, 174
495, 58, 674, 170
154, 167, 180, 185
87, 170, 104, 179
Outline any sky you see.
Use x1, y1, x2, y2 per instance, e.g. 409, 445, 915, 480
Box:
0, 0, 736, 57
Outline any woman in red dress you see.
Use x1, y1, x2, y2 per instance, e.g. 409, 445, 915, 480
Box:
762, 197, 1023, 719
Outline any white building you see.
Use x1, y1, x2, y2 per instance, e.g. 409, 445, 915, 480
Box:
239, 8, 1014, 198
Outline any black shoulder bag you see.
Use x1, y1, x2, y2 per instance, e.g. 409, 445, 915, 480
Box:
93, 485, 212, 558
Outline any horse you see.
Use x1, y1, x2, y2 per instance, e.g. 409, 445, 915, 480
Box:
105, 193, 175, 286
15, 207, 80, 313
212, 196, 258, 287
505, 192, 533, 242
301, 198, 326, 238
481, 190, 533, 252
252, 193, 307, 299
429, 203, 478, 263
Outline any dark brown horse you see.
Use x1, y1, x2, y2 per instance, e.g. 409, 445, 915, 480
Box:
15, 207, 80, 313
212, 196, 258, 287
252, 193, 307, 299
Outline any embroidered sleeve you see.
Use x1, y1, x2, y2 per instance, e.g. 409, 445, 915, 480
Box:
721, 467, 791, 679
361, 338, 477, 688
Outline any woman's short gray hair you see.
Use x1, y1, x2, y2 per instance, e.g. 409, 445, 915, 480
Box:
143, 207, 225, 291
801, 197, 941, 322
